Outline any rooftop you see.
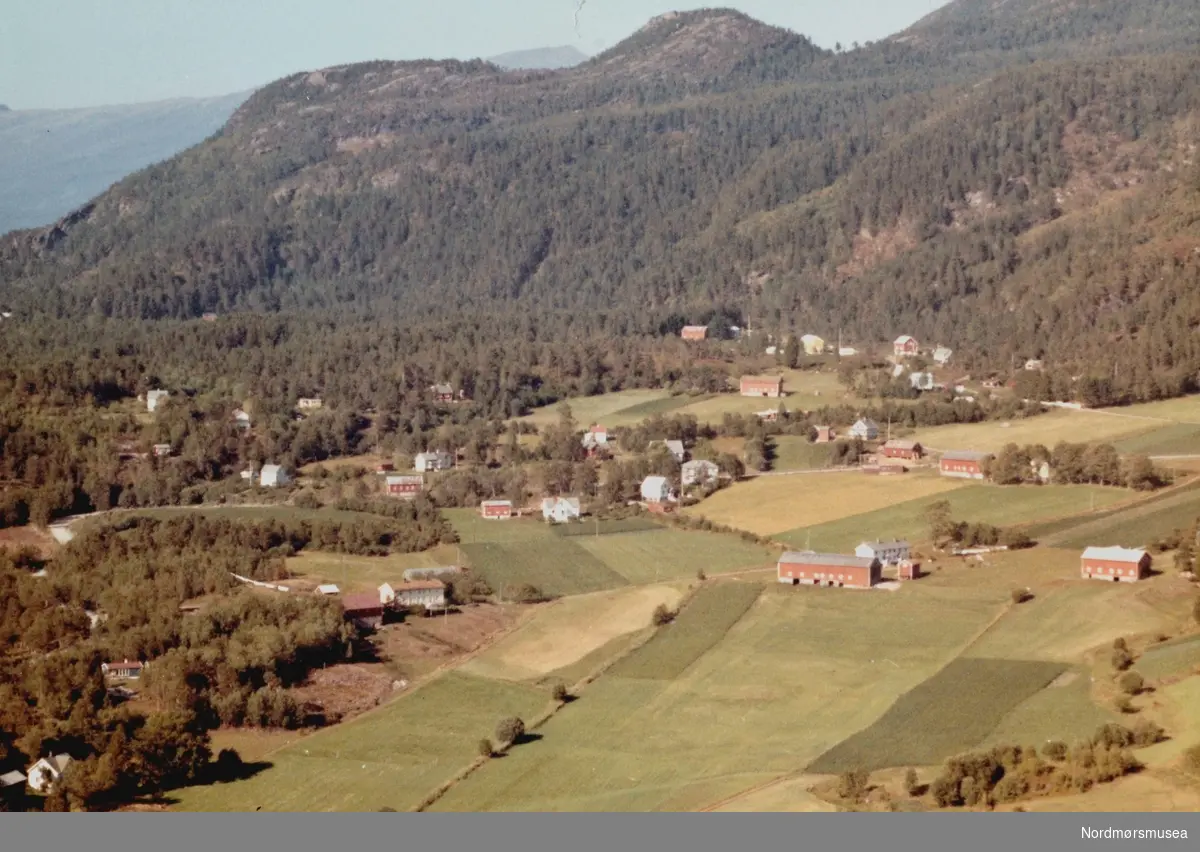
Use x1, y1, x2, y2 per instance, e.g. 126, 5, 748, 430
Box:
941, 450, 992, 461
1082, 546, 1147, 563
779, 552, 878, 568
342, 593, 383, 613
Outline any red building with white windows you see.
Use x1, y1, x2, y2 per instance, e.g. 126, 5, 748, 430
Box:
1080, 547, 1151, 583
777, 552, 882, 589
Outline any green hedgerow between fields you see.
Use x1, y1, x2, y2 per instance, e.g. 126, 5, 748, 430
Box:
807, 658, 1067, 774
607, 583, 763, 680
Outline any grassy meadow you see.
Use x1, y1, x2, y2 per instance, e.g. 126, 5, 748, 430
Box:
684, 470, 963, 536
285, 546, 463, 592
571, 529, 777, 585
909, 410, 1154, 453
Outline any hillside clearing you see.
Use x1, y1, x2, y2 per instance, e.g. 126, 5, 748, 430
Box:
910, 410, 1153, 454
460, 539, 629, 598
571, 529, 777, 585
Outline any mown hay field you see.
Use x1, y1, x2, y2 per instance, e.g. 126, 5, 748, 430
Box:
909, 410, 1153, 454
285, 545, 463, 592
1036, 484, 1200, 550
460, 539, 629, 598
513, 390, 679, 429
172, 671, 549, 813
685, 471, 963, 536
776, 484, 1134, 552
460, 583, 689, 683
806, 658, 1068, 774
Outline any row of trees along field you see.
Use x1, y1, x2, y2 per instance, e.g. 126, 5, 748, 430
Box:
987, 441, 1167, 490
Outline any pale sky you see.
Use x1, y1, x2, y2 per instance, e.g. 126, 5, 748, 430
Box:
1, 0, 952, 110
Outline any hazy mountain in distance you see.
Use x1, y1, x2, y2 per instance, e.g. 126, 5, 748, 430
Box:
488, 45, 589, 69
0, 91, 250, 235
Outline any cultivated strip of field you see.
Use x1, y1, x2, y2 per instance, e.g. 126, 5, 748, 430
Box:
1137, 635, 1200, 682
571, 529, 778, 585
1022, 476, 1200, 542
685, 471, 963, 536
607, 394, 713, 420
1036, 484, 1200, 549
776, 485, 1131, 552
460, 584, 689, 682
771, 436, 834, 472
1101, 394, 1200, 424
171, 671, 548, 813
73, 503, 389, 534
606, 582, 763, 680
550, 518, 663, 537
514, 390, 676, 429
806, 658, 1068, 774
1115, 423, 1200, 457
977, 668, 1118, 749
285, 546, 463, 592
445, 510, 554, 544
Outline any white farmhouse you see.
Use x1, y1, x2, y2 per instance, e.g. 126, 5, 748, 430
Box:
640, 476, 672, 503
414, 450, 454, 473
541, 497, 582, 523
146, 389, 169, 412
259, 464, 291, 488
26, 754, 72, 794
849, 418, 880, 441
855, 540, 912, 566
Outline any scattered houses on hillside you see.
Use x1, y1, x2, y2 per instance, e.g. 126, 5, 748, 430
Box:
800, 334, 825, 355
145, 389, 170, 412
26, 754, 72, 794
582, 424, 610, 456
777, 552, 882, 589
681, 459, 720, 487
380, 580, 446, 611
681, 325, 709, 341
542, 496, 583, 523
259, 464, 291, 488
297, 397, 323, 410
882, 439, 923, 461
386, 475, 424, 498
849, 418, 879, 441
933, 346, 953, 366
430, 383, 465, 403
481, 499, 514, 520
756, 408, 781, 422
101, 660, 145, 679
739, 375, 784, 398
414, 450, 454, 472
342, 593, 385, 630
855, 540, 911, 565
893, 336, 919, 358
1080, 547, 1151, 583
939, 450, 991, 480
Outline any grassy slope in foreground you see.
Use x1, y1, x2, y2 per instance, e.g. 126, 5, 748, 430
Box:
171, 671, 548, 812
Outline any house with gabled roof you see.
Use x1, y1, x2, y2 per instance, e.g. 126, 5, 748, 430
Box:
849, 418, 879, 441
542, 497, 582, 524
26, 754, 72, 794
1081, 547, 1151, 583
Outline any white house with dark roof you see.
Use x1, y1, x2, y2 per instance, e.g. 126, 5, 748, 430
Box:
414, 450, 454, 472
855, 540, 911, 565
849, 418, 879, 441
641, 476, 673, 503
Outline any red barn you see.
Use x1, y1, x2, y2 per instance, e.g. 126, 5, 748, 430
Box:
480, 500, 514, 520
898, 560, 922, 580
882, 439, 923, 460
1080, 547, 1151, 583
681, 326, 708, 341
893, 335, 919, 357
376, 462, 395, 473
939, 450, 991, 480
777, 552, 882, 589
740, 376, 784, 398
386, 475, 424, 497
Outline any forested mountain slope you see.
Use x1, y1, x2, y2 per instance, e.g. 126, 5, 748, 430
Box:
1, 1, 1199, 408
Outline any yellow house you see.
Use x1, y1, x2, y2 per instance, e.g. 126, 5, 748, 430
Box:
800, 334, 825, 355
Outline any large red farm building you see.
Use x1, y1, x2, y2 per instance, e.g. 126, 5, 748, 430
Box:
386, 475, 424, 498
777, 552, 882, 589
480, 500, 514, 520
740, 376, 785, 398
939, 450, 991, 480
1080, 546, 1151, 583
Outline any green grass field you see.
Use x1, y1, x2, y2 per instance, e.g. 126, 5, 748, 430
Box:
771, 436, 834, 471
1114, 423, 1200, 457
1101, 395, 1200, 424
431, 581, 1006, 811
444, 509, 553, 544
607, 582, 763, 680
978, 669, 1117, 749
550, 518, 664, 537
461, 539, 629, 598
776, 484, 1132, 552
1137, 635, 1200, 682
172, 671, 549, 812
608, 394, 714, 420
806, 658, 1067, 773
572, 529, 777, 585
1037, 484, 1200, 549
514, 390, 677, 429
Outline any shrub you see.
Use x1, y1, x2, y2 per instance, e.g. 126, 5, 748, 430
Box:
651, 604, 676, 626
495, 717, 526, 745
1183, 744, 1200, 776
1118, 671, 1145, 696
837, 769, 870, 802
478, 738, 495, 758
1193, 597, 1200, 624
1131, 719, 1165, 747
1111, 647, 1134, 671
1042, 741, 1068, 761
551, 683, 570, 703
1113, 695, 1135, 714
1010, 588, 1033, 604
1092, 724, 1134, 749
696, 568, 707, 581
930, 776, 959, 808
904, 768, 920, 796
1113, 637, 1128, 652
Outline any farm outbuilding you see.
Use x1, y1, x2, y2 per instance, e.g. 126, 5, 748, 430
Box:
939, 451, 991, 480
882, 439, 922, 460
893, 336, 919, 357
681, 326, 709, 341
542, 497, 582, 523
849, 418, 879, 441
342, 594, 385, 629
641, 476, 673, 504
898, 560, 922, 580
259, 464, 291, 488
1080, 546, 1151, 583
740, 376, 784, 398
386, 475, 424, 498
777, 552, 882, 589
855, 540, 911, 565
800, 334, 825, 355
481, 500, 514, 520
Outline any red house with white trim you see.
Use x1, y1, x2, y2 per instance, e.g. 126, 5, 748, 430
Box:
777, 552, 882, 589
481, 500, 514, 520
1080, 547, 1151, 583
893, 336, 919, 357
387, 475, 424, 498
939, 451, 991, 480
